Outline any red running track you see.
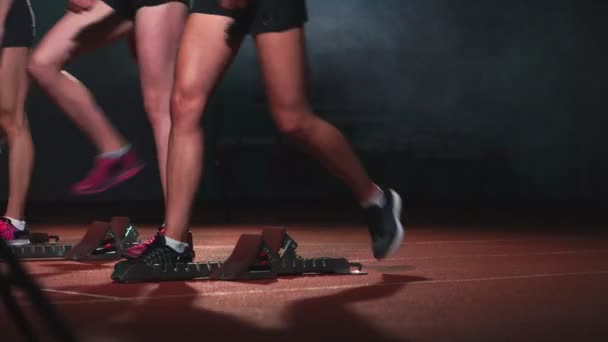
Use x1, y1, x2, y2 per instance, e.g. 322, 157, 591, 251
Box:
2, 223, 608, 341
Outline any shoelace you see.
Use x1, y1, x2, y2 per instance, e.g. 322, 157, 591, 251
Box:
141, 228, 166, 247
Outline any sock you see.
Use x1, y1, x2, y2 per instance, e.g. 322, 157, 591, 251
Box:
4, 216, 26, 231
164, 236, 188, 253
99, 145, 131, 159
361, 185, 386, 209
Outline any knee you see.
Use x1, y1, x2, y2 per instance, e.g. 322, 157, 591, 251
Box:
27, 51, 60, 85
272, 104, 315, 139
0, 113, 27, 138
0, 101, 17, 122
142, 90, 170, 130
170, 87, 207, 133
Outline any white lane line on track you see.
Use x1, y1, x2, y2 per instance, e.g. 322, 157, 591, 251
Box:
42, 289, 124, 300
41, 269, 608, 305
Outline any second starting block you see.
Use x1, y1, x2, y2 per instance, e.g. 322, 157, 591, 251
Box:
9, 233, 73, 259
111, 227, 365, 283
6, 216, 139, 261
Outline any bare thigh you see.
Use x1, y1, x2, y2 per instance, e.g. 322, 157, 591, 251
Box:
31, 2, 133, 68
255, 28, 311, 118
172, 13, 244, 124
134, 2, 188, 108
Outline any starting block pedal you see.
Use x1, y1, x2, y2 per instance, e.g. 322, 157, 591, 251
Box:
109, 216, 139, 251
261, 227, 366, 276
210, 234, 276, 280
111, 227, 365, 283
8, 233, 73, 259
65, 217, 139, 261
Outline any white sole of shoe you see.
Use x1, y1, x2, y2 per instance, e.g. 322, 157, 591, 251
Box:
383, 189, 405, 258
7, 239, 31, 246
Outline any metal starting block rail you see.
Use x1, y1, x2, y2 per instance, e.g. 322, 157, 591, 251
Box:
10, 243, 73, 259
111, 227, 366, 283
8, 233, 73, 260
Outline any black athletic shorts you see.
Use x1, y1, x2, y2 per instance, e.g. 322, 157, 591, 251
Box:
1, 0, 35, 48
102, 0, 190, 19
192, 0, 308, 35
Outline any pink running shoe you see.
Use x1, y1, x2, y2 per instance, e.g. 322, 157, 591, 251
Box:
71, 148, 144, 195
0, 217, 30, 246
122, 227, 194, 259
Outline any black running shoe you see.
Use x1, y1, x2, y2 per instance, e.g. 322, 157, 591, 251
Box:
365, 188, 405, 259
123, 235, 194, 266
121, 225, 196, 260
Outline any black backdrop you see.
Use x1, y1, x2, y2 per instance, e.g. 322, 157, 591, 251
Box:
1, 0, 606, 206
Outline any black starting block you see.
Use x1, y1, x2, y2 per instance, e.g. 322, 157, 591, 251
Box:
64, 216, 139, 261
261, 227, 365, 277
8, 233, 73, 259
3, 216, 139, 260
111, 227, 365, 283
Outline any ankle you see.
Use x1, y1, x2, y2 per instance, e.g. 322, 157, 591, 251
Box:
164, 236, 188, 253
360, 184, 385, 208
99, 144, 131, 158
3, 216, 27, 230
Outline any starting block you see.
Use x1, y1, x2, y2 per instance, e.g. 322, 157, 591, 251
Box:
64, 217, 139, 261
3, 216, 139, 260
261, 227, 365, 276
111, 227, 365, 283
111, 233, 276, 283
9, 233, 73, 259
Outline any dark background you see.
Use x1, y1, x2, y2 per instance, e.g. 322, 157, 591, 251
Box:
1, 0, 606, 221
